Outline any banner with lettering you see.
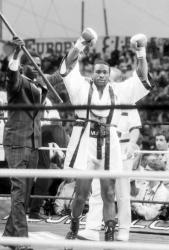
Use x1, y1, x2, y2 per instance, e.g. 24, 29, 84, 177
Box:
0, 36, 168, 59
24, 36, 167, 58
45, 215, 169, 234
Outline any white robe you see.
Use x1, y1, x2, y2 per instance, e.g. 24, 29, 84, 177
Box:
60, 60, 150, 171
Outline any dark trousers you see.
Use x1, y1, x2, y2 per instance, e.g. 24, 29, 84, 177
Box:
29, 150, 51, 214
30, 178, 53, 214
30, 178, 63, 215
29, 149, 62, 214
0, 160, 11, 194
3, 146, 38, 237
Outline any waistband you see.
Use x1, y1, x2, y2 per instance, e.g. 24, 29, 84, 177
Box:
75, 120, 129, 141
90, 125, 108, 138
74, 120, 116, 128
74, 121, 85, 127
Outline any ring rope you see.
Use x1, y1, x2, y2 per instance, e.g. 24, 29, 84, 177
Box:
1, 116, 169, 126
38, 146, 67, 151
0, 237, 168, 249
135, 150, 169, 154
1, 144, 169, 154
0, 97, 168, 249
0, 168, 169, 180
1, 193, 169, 205
0, 103, 169, 111
0, 194, 74, 200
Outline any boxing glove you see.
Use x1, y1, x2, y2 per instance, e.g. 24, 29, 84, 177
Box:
74, 27, 98, 52
130, 33, 147, 58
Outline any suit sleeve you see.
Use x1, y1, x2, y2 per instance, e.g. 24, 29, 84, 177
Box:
6, 58, 22, 93
46, 72, 63, 87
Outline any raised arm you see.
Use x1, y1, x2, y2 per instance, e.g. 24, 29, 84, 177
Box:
59, 28, 97, 105
116, 34, 152, 104
60, 28, 97, 76
7, 36, 24, 91
130, 34, 151, 89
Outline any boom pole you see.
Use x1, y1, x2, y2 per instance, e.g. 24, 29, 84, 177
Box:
103, 0, 109, 36
0, 0, 2, 39
81, 0, 85, 33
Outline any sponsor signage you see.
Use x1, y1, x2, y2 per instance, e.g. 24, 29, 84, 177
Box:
24, 36, 166, 58
46, 215, 169, 234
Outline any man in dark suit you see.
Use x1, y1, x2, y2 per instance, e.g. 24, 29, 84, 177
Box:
2, 37, 61, 250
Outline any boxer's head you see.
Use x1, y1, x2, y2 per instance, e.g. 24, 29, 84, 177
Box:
92, 59, 110, 91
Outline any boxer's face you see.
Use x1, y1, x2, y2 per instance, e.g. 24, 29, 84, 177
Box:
93, 63, 110, 90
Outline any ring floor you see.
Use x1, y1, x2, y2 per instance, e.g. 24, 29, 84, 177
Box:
0, 217, 169, 250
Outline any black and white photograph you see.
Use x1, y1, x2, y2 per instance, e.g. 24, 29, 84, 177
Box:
0, 1, 169, 249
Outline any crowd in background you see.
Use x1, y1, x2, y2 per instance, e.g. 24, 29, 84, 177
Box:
1, 38, 169, 143
1, 37, 169, 221
35, 37, 169, 148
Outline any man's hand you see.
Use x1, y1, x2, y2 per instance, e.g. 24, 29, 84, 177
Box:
48, 142, 65, 160
11, 36, 25, 59
124, 142, 139, 159
12, 36, 24, 51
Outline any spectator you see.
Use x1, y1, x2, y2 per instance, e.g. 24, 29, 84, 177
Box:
53, 179, 76, 216
131, 154, 169, 221
118, 61, 133, 81
163, 40, 169, 57
131, 129, 169, 195
152, 130, 169, 190
155, 130, 169, 167
108, 49, 120, 66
